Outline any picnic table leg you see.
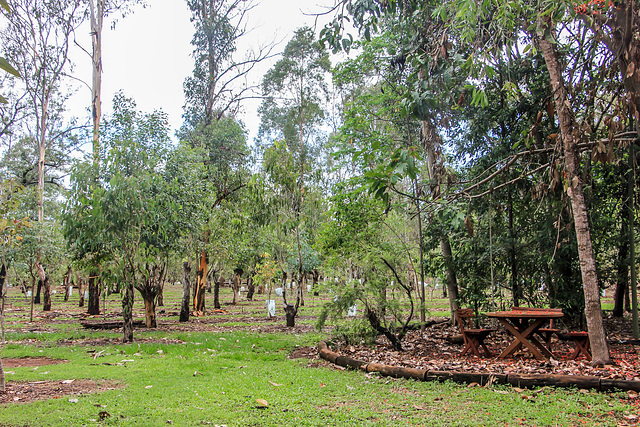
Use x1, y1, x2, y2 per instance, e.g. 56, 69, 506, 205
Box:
496, 318, 549, 360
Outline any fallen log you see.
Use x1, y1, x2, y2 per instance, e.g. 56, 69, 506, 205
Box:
317, 341, 640, 393
81, 320, 145, 330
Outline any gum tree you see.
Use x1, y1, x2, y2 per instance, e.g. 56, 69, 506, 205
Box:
180, 0, 270, 314
258, 27, 331, 325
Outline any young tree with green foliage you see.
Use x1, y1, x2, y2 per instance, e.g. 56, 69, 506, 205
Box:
65, 94, 202, 341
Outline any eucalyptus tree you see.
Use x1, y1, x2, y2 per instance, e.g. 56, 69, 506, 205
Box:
85, 0, 146, 171
1, 0, 83, 314
182, 117, 249, 313
180, 0, 269, 313
258, 27, 331, 312
1, 0, 82, 222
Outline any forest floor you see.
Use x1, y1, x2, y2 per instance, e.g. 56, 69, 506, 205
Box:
0, 283, 639, 425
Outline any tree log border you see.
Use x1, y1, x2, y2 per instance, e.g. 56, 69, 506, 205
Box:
317, 341, 640, 392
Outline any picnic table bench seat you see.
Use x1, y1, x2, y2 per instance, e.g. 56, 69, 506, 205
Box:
558, 331, 592, 361
455, 308, 495, 358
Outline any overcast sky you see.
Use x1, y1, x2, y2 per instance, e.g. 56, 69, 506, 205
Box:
70, 0, 340, 143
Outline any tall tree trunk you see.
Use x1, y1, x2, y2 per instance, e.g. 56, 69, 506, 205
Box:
440, 237, 460, 318
0, 262, 7, 344
299, 273, 305, 307
628, 141, 638, 338
89, 0, 103, 173
419, 110, 460, 322
36, 261, 51, 312
246, 274, 255, 301
29, 276, 35, 322
536, 21, 610, 364
414, 178, 426, 330
37, 116, 46, 223
34, 280, 42, 304
122, 281, 134, 343
508, 187, 521, 306
77, 275, 85, 308
157, 282, 164, 307
180, 262, 191, 322
232, 269, 242, 305
42, 275, 51, 312
193, 250, 207, 314
142, 294, 156, 328
63, 266, 73, 302
614, 171, 630, 317
214, 273, 222, 309
312, 270, 319, 296
87, 270, 100, 315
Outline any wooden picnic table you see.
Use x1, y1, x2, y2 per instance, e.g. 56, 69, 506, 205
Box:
486, 309, 564, 361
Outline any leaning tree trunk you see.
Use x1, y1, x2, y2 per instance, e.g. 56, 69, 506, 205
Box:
180, 262, 191, 322
122, 281, 134, 343
536, 21, 610, 365
87, 269, 100, 315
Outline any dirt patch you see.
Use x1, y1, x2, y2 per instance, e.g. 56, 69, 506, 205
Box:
289, 346, 318, 359
2, 358, 67, 368
0, 379, 123, 405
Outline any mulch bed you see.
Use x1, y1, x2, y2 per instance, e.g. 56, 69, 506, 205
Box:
330, 317, 640, 381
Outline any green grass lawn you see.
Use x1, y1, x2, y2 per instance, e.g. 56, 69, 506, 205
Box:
0, 284, 634, 426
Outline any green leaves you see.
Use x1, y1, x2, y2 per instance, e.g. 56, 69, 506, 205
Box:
0, 57, 20, 77
0, 55, 21, 103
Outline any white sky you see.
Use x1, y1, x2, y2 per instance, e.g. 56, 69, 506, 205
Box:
69, 0, 340, 143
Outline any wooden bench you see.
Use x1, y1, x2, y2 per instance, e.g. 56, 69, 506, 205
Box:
512, 307, 562, 349
456, 308, 495, 358
560, 331, 591, 361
